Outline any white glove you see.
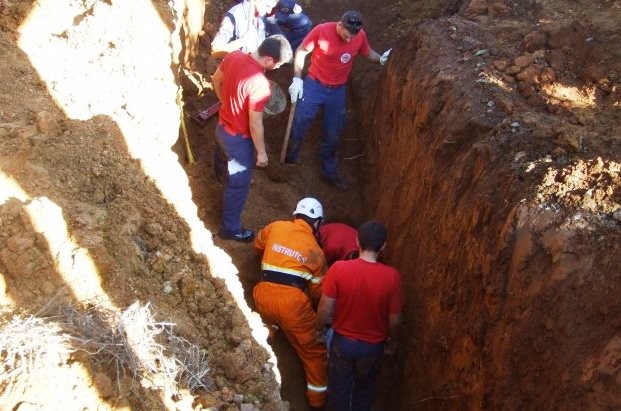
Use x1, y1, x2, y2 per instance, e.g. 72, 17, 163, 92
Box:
380, 48, 392, 66
289, 77, 304, 103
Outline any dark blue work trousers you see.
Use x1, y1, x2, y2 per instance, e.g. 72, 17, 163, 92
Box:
214, 123, 254, 235
268, 12, 312, 51
286, 77, 347, 178
328, 333, 385, 411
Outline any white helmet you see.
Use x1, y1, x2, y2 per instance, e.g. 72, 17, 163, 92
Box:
293, 197, 323, 220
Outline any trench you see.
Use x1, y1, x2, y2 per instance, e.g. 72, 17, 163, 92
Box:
179, 1, 495, 409
179, 50, 373, 411
178, 2, 467, 410
181, 0, 621, 410
1, 0, 618, 409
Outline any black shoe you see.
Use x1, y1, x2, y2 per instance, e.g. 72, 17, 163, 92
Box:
321, 174, 349, 192
283, 156, 301, 166
217, 229, 255, 242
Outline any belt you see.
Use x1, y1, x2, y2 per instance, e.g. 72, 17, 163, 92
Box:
262, 270, 307, 290
335, 332, 386, 346
309, 75, 344, 89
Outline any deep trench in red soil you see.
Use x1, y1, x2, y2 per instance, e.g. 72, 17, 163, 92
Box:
0, 0, 619, 410
184, 0, 621, 409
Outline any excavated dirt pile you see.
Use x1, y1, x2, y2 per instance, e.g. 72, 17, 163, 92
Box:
0, 1, 284, 410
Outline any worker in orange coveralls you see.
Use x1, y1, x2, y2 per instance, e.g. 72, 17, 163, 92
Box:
318, 222, 359, 266
253, 197, 328, 409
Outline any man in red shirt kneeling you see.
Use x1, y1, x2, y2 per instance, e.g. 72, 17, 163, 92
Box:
318, 222, 358, 266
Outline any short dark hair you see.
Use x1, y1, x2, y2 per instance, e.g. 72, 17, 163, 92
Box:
357, 220, 386, 252
294, 213, 322, 225
258, 34, 293, 64
340, 10, 363, 34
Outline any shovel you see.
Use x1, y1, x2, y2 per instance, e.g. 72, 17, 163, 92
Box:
279, 102, 296, 164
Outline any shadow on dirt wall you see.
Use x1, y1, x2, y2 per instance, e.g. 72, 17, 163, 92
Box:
0, 198, 170, 410
0, 8, 281, 410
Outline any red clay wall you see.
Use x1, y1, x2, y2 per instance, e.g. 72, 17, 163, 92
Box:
356, 16, 621, 410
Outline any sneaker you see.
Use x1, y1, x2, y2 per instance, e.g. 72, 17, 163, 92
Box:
321, 174, 349, 192
217, 228, 255, 242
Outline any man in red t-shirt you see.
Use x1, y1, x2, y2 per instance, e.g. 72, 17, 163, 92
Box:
284, 10, 392, 192
212, 35, 292, 242
315, 220, 403, 411
318, 222, 358, 266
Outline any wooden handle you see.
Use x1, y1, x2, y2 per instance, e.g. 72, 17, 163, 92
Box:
279, 102, 297, 164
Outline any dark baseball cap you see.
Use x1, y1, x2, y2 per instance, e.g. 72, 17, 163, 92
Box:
278, 0, 296, 12
341, 10, 363, 34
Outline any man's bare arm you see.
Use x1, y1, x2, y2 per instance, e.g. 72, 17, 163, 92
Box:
385, 312, 401, 354
364, 48, 382, 63
292, 44, 313, 78
212, 66, 224, 101
388, 312, 401, 339
249, 110, 268, 167
315, 295, 336, 330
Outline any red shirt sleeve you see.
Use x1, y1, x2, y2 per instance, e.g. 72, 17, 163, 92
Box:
300, 24, 319, 51
248, 76, 271, 112
358, 30, 371, 58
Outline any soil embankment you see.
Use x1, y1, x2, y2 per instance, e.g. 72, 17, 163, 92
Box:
359, 4, 621, 409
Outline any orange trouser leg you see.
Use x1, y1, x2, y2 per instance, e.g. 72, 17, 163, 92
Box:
253, 282, 327, 407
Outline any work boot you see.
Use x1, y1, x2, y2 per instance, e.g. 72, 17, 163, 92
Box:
283, 156, 302, 166
321, 174, 349, 192
217, 228, 255, 243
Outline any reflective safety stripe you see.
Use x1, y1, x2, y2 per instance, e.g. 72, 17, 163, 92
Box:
307, 383, 328, 392
262, 262, 313, 280
310, 277, 321, 284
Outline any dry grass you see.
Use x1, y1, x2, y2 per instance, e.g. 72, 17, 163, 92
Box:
0, 315, 74, 397
0, 300, 211, 401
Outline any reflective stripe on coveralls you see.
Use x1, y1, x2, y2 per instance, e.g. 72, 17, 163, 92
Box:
261, 262, 322, 284
253, 282, 328, 407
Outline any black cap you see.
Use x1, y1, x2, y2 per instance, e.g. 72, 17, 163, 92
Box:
340, 10, 363, 34
278, 0, 296, 13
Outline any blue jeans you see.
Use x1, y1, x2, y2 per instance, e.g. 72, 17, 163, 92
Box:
328, 333, 385, 411
286, 77, 347, 178
214, 123, 254, 234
